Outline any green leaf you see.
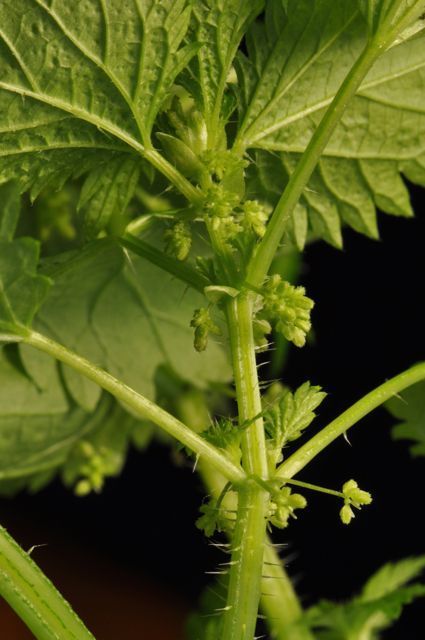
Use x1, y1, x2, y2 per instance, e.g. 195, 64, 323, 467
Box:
360, 556, 425, 601
0, 238, 51, 338
0, 181, 20, 240
308, 588, 425, 639
305, 556, 425, 640
385, 380, 425, 456
238, 1, 425, 247
78, 154, 140, 238
36, 235, 231, 412
358, 0, 425, 36
0, 393, 111, 487
0, 0, 194, 209
265, 382, 327, 448
187, 0, 263, 142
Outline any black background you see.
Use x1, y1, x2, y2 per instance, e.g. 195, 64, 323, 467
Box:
1, 184, 424, 639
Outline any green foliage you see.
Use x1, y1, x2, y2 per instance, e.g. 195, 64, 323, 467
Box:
0, 3, 425, 639
0, 182, 20, 241
386, 380, 425, 455
0, 233, 230, 488
202, 418, 242, 463
187, 0, 264, 144
78, 155, 140, 239
264, 381, 326, 469
0, 238, 50, 338
305, 556, 425, 639
240, 0, 425, 247
0, 0, 195, 225
358, 0, 425, 36
196, 497, 230, 537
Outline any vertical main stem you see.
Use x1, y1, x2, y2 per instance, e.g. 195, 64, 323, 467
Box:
222, 294, 270, 640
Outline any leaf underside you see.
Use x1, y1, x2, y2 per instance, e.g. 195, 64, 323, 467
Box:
0, 233, 230, 488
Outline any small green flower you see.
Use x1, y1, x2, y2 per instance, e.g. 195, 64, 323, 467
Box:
268, 486, 307, 529
241, 200, 270, 238
196, 499, 229, 537
164, 220, 192, 261
190, 307, 221, 352
262, 275, 314, 347
340, 479, 372, 525
340, 503, 355, 525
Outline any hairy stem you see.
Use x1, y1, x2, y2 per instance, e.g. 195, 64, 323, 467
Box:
277, 361, 425, 480
0, 525, 94, 640
222, 294, 270, 640
24, 331, 245, 486
246, 39, 383, 288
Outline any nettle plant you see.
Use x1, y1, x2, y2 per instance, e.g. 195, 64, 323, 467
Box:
1, 1, 425, 639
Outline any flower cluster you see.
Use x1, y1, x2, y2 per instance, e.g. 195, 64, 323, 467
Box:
190, 307, 221, 352
268, 486, 307, 529
340, 479, 372, 525
203, 184, 270, 246
261, 274, 314, 347
164, 220, 192, 261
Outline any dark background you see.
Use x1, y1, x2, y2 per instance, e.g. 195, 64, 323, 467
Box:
1, 185, 424, 639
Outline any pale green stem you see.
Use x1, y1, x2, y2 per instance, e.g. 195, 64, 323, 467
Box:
277, 362, 425, 480
0, 525, 94, 640
24, 331, 245, 486
221, 294, 270, 640
246, 39, 384, 288
142, 147, 201, 203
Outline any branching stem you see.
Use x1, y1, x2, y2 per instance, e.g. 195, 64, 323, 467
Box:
277, 362, 425, 480
246, 39, 383, 288
24, 331, 245, 486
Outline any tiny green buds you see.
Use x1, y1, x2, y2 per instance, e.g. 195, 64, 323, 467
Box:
190, 307, 221, 352
262, 275, 314, 347
340, 479, 373, 525
253, 317, 272, 351
196, 492, 233, 537
164, 220, 192, 261
268, 486, 307, 529
202, 418, 242, 464
241, 200, 269, 238
340, 503, 355, 525
203, 184, 241, 240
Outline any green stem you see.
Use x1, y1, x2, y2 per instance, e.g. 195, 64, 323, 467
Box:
280, 477, 343, 499
120, 233, 210, 293
277, 362, 425, 480
142, 147, 201, 203
222, 294, 270, 640
0, 525, 94, 640
261, 543, 308, 640
24, 331, 245, 486
252, 474, 343, 500
246, 39, 383, 288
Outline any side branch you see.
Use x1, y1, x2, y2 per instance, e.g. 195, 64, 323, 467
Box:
277, 362, 425, 480
24, 331, 245, 486
246, 39, 384, 288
